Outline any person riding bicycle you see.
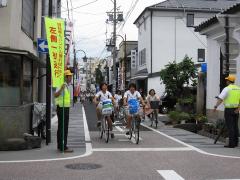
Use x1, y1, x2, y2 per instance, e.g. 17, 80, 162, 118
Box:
93, 82, 116, 138
123, 83, 145, 135
146, 89, 160, 125
114, 90, 123, 111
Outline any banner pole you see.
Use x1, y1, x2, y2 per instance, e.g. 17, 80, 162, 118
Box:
62, 85, 65, 154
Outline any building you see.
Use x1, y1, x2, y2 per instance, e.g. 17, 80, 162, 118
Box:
0, 0, 61, 147
118, 40, 138, 91
134, 0, 240, 96
195, 3, 240, 121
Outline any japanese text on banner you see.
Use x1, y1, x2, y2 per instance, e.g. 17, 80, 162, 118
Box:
45, 17, 65, 88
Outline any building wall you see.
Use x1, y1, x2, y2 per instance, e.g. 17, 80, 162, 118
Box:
0, 0, 42, 55
137, 10, 216, 95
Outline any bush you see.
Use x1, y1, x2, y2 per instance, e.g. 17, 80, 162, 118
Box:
195, 114, 207, 123
168, 111, 190, 124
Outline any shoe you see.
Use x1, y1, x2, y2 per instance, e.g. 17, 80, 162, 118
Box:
97, 121, 101, 127
111, 133, 115, 138
64, 148, 74, 153
224, 145, 235, 148
126, 131, 130, 135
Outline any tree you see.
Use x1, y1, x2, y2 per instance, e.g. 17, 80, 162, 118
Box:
159, 56, 197, 97
95, 64, 104, 85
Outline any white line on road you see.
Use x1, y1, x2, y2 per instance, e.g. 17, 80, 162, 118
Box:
157, 170, 185, 180
115, 126, 124, 132
141, 123, 240, 159
93, 147, 193, 152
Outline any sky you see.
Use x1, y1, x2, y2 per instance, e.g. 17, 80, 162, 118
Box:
61, 0, 163, 60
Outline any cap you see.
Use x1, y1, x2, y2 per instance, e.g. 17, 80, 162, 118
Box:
64, 70, 73, 76
225, 74, 236, 82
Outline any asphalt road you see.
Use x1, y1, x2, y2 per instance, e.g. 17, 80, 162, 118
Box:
1, 102, 240, 180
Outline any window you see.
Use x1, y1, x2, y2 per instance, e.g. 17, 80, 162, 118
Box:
22, 58, 33, 104
21, 0, 35, 39
198, 49, 205, 62
0, 54, 21, 106
139, 48, 146, 66
187, 14, 194, 27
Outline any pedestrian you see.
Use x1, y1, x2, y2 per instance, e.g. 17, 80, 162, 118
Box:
214, 75, 240, 148
54, 70, 74, 153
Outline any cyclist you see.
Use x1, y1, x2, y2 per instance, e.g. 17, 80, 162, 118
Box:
93, 82, 116, 138
114, 90, 123, 111
146, 89, 160, 124
123, 83, 145, 135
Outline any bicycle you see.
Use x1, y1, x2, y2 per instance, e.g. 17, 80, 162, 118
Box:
125, 101, 141, 144
149, 101, 160, 128
99, 100, 113, 143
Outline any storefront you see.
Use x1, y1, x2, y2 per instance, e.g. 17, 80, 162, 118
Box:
0, 48, 45, 145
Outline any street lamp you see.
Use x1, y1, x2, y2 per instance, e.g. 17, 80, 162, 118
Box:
73, 49, 87, 105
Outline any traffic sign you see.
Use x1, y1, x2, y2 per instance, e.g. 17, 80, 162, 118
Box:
37, 38, 48, 53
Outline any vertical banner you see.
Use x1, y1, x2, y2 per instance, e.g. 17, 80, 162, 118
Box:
131, 50, 137, 69
65, 21, 73, 66
45, 17, 65, 88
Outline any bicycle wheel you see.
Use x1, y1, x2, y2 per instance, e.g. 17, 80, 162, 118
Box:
104, 116, 109, 143
134, 117, 140, 144
128, 118, 133, 140
99, 118, 104, 139
154, 110, 158, 129
150, 113, 153, 127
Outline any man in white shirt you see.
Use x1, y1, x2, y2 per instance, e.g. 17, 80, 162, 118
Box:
123, 83, 145, 135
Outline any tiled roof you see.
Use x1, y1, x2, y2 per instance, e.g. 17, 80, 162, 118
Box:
134, 0, 240, 24
150, 0, 240, 11
195, 3, 240, 32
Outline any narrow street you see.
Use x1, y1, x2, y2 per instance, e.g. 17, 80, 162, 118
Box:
0, 102, 240, 180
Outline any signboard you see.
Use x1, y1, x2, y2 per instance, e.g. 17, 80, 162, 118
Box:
65, 21, 73, 66
131, 50, 137, 69
45, 17, 65, 88
37, 38, 48, 53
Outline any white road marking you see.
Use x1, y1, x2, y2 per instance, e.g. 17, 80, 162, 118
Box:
93, 147, 193, 152
115, 126, 124, 132
141, 123, 240, 159
0, 106, 93, 163
157, 170, 185, 180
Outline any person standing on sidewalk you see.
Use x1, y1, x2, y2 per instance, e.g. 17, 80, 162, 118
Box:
54, 70, 74, 153
214, 75, 240, 148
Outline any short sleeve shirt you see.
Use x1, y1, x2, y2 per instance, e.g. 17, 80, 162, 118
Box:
147, 95, 159, 102
218, 87, 230, 100
124, 90, 141, 101
114, 94, 122, 102
95, 91, 112, 102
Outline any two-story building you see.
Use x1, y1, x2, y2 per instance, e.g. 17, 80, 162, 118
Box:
134, 0, 240, 96
0, 0, 61, 148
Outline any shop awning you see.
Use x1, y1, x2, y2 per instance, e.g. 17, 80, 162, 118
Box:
0, 47, 46, 68
130, 68, 148, 80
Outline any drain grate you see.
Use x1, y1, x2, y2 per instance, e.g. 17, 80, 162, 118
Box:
65, 163, 102, 170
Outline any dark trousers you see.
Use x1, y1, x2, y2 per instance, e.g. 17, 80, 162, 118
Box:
57, 106, 70, 151
224, 108, 239, 147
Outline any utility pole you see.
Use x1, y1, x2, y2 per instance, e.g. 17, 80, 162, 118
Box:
112, 0, 117, 94
46, 0, 53, 145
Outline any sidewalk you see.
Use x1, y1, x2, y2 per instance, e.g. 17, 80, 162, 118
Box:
143, 117, 240, 158
0, 103, 86, 162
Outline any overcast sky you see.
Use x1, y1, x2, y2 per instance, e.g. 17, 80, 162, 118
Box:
61, 0, 163, 60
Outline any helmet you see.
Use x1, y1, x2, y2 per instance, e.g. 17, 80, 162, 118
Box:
225, 75, 236, 82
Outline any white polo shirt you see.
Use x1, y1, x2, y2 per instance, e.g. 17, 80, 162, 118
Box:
95, 91, 112, 102
124, 90, 141, 101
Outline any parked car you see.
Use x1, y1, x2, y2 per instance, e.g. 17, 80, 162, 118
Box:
159, 92, 177, 114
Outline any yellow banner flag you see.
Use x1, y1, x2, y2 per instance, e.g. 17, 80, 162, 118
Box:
45, 17, 65, 88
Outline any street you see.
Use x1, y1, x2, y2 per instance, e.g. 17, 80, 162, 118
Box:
1, 102, 240, 180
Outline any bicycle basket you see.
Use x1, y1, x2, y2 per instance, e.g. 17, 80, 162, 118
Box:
128, 99, 139, 114
102, 99, 113, 115
150, 101, 160, 109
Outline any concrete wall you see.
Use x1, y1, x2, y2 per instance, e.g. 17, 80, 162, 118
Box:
0, 104, 32, 143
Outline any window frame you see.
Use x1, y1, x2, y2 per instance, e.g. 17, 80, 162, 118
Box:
21, 0, 35, 40
187, 13, 194, 27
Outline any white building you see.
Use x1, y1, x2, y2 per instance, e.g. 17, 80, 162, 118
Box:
134, 0, 240, 96
195, 3, 240, 119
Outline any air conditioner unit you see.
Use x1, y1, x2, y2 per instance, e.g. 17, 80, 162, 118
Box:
0, 0, 7, 7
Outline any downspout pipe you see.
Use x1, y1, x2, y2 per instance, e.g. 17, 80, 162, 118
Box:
150, 10, 153, 76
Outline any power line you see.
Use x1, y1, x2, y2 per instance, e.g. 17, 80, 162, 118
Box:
62, 0, 100, 13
